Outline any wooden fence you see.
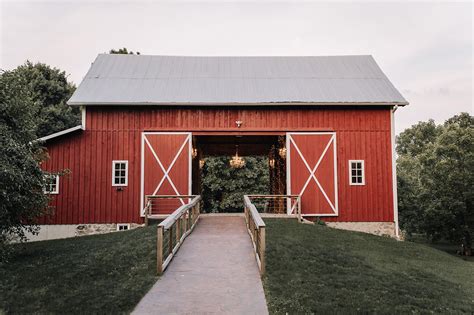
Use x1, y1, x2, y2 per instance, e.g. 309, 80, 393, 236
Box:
155, 195, 201, 274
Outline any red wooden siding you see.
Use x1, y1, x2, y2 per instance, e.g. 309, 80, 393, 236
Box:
41, 106, 394, 224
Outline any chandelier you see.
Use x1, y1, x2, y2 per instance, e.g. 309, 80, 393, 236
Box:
279, 147, 287, 159
230, 145, 245, 168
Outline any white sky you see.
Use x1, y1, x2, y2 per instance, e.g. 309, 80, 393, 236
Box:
1, 0, 472, 134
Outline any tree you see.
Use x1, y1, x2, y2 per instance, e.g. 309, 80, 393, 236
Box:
397, 113, 473, 255
0, 70, 50, 261
109, 48, 140, 55
396, 119, 441, 156
9, 62, 79, 137
201, 156, 270, 213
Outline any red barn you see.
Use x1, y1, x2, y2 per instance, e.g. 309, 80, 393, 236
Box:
36, 54, 408, 241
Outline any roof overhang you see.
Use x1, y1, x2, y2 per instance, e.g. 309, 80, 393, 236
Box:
68, 101, 409, 107
37, 125, 83, 142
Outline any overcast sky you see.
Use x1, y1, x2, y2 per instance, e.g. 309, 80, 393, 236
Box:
1, 0, 472, 133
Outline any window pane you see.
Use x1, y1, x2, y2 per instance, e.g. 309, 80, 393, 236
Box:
114, 178, 120, 184
121, 170, 126, 177
352, 170, 357, 176
357, 177, 362, 183
357, 170, 362, 176
351, 162, 357, 169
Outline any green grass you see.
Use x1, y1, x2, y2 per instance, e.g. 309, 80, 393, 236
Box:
0, 226, 158, 314
407, 234, 474, 262
263, 219, 474, 314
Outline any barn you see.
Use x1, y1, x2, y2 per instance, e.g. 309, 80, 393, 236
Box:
36, 54, 408, 241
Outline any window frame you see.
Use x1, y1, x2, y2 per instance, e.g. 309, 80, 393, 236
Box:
112, 160, 129, 187
348, 160, 365, 186
117, 223, 130, 231
44, 174, 60, 194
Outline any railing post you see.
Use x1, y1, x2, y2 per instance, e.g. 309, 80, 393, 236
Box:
169, 226, 174, 254
184, 211, 188, 233
260, 226, 266, 275
298, 196, 302, 221
144, 201, 149, 227
157, 225, 163, 275
176, 218, 181, 245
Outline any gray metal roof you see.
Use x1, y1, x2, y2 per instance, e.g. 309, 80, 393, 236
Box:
68, 54, 408, 106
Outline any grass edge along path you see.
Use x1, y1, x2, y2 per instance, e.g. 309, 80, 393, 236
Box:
263, 219, 474, 314
0, 226, 158, 314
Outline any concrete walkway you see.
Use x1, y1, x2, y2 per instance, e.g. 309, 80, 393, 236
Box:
133, 215, 269, 315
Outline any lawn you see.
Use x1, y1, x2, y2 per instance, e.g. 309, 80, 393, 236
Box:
263, 219, 474, 314
0, 226, 158, 314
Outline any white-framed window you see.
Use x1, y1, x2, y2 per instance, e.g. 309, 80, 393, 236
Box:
117, 224, 130, 231
112, 160, 128, 186
349, 160, 365, 185
44, 174, 59, 194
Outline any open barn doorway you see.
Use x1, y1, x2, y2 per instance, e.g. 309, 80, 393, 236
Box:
192, 135, 287, 213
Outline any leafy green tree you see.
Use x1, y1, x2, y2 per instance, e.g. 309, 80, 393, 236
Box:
396, 119, 441, 156
9, 62, 79, 137
0, 70, 50, 260
109, 48, 140, 55
201, 156, 270, 213
397, 113, 473, 255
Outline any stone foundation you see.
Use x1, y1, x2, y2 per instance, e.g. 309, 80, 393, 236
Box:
325, 221, 398, 238
22, 223, 143, 242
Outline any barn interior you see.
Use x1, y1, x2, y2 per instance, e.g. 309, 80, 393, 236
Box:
191, 135, 287, 212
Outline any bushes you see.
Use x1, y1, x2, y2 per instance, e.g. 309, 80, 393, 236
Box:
201, 156, 270, 212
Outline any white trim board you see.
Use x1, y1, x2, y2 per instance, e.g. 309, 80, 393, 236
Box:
37, 125, 83, 142
391, 107, 400, 238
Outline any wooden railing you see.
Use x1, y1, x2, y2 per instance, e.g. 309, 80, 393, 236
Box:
243, 195, 266, 275
144, 195, 196, 221
247, 194, 302, 220
156, 195, 201, 274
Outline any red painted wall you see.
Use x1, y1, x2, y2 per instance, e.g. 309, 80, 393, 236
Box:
41, 106, 394, 224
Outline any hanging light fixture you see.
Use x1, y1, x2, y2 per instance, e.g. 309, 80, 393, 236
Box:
230, 145, 245, 168
269, 158, 275, 168
278, 135, 287, 159
199, 159, 205, 169
192, 148, 198, 159
279, 147, 287, 159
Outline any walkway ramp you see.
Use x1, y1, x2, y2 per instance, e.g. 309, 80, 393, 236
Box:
133, 215, 269, 315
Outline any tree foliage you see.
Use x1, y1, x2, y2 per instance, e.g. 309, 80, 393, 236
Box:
109, 48, 140, 55
8, 62, 79, 137
0, 70, 51, 260
397, 113, 473, 255
201, 156, 270, 213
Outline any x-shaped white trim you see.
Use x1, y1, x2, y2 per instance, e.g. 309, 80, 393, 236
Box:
289, 134, 337, 213
144, 134, 190, 205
